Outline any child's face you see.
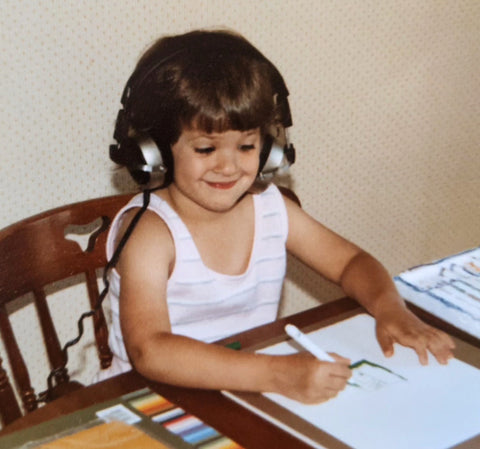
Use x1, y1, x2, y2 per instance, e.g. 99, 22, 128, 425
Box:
170, 127, 261, 212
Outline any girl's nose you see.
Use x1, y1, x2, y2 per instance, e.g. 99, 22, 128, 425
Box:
214, 149, 237, 174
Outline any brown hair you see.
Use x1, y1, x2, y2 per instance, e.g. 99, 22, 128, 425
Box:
128, 29, 281, 139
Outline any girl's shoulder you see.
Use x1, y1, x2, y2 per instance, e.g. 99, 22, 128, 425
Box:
251, 182, 285, 204
108, 191, 176, 259
253, 183, 291, 215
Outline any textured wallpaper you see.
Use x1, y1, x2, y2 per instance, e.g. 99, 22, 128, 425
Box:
1, 0, 479, 406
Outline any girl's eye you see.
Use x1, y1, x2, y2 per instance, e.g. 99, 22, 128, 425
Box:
239, 144, 256, 151
195, 147, 215, 154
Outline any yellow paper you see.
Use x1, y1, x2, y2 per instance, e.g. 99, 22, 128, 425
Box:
38, 421, 171, 448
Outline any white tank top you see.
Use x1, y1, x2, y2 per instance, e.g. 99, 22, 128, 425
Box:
103, 184, 288, 375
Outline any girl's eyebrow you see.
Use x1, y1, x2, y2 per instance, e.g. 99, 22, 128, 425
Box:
184, 130, 215, 141
188, 135, 216, 144
187, 128, 260, 142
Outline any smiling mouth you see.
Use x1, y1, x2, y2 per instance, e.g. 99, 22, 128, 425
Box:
206, 180, 237, 190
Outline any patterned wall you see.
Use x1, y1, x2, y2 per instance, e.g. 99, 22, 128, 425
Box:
1, 0, 479, 403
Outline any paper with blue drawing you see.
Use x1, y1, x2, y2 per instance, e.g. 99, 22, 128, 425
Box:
394, 246, 480, 339
224, 313, 480, 449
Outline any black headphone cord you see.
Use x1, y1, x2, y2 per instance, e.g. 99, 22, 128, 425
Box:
41, 188, 153, 402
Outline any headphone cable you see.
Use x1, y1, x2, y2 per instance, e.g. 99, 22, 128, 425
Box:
41, 189, 153, 402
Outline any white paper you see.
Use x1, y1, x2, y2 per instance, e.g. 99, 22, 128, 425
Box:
237, 314, 480, 449
394, 246, 480, 339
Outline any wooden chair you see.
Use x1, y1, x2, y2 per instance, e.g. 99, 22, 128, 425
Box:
278, 185, 301, 207
0, 193, 134, 427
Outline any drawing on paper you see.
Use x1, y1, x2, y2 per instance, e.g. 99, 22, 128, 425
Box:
348, 360, 407, 391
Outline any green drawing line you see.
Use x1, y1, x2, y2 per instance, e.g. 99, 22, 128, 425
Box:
348, 359, 408, 389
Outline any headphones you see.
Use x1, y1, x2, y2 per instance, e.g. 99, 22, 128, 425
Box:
109, 35, 296, 187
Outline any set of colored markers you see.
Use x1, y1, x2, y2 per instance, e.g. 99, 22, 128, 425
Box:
129, 390, 243, 449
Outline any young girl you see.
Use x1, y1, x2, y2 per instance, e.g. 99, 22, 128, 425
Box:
102, 29, 454, 404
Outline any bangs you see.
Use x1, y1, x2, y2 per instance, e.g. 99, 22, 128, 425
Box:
178, 55, 276, 134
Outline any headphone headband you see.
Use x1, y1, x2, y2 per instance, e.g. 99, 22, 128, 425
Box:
121, 48, 186, 110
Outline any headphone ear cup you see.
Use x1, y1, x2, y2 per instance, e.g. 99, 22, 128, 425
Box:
110, 132, 167, 186
258, 127, 296, 181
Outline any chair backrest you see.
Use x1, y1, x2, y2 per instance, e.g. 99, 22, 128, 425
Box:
278, 185, 301, 207
0, 193, 133, 426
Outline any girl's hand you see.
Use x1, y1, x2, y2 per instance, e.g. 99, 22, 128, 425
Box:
273, 353, 351, 404
375, 305, 455, 365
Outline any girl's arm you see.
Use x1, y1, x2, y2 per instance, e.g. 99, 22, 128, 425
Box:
116, 209, 351, 403
283, 195, 455, 365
